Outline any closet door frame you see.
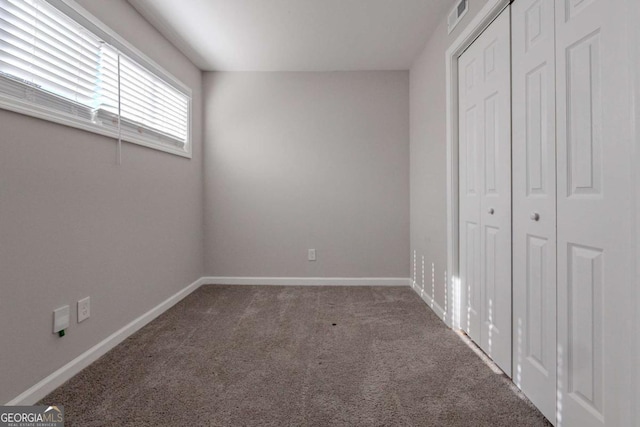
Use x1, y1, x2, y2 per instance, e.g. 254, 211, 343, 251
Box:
444, 0, 510, 331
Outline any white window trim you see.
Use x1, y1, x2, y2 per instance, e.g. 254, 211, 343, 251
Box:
0, 0, 193, 159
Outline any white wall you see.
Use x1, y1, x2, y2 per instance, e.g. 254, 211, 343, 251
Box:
0, 0, 203, 404
409, 0, 490, 311
203, 71, 410, 278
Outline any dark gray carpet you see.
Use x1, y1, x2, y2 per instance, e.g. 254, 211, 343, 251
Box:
41, 286, 550, 426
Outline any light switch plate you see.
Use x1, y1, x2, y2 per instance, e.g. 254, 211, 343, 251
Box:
308, 249, 316, 261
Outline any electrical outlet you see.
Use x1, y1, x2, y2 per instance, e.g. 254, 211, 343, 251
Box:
308, 249, 316, 261
77, 297, 90, 323
53, 305, 70, 334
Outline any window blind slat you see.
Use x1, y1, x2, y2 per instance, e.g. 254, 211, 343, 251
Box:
121, 69, 187, 110
119, 105, 188, 139
0, 72, 95, 121
0, 0, 100, 108
0, 44, 97, 92
120, 57, 187, 103
119, 107, 188, 133
0, 39, 99, 92
119, 104, 188, 135
6, 0, 101, 50
119, 60, 189, 108
119, 83, 189, 123
0, 15, 102, 80
120, 86, 189, 120
119, 75, 187, 112
118, 110, 187, 137
117, 56, 188, 141
2, 1, 101, 58
0, 30, 101, 86
0, 59, 95, 104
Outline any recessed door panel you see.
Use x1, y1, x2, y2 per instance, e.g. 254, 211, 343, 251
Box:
566, 32, 602, 197
483, 225, 500, 352
462, 221, 480, 337
526, 234, 548, 371
484, 93, 499, 195
525, 0, 544, 51
466, 106, 478, 195
525, 63, 548, 196
567, 244, 604, 417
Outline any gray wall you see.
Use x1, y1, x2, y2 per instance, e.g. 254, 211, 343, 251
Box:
0, 0, 203, 404
633, 0, 640, 415
203, 71, 410, 277
409, 0, 490, 309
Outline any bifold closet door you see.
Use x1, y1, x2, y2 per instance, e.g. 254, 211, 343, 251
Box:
556, 0, 634, 426
458, 6, 512, 377
511, 0, 557, 423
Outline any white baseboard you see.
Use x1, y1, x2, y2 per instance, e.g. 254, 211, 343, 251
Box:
411, 280, 447, 322
6, 277, 204, 406
201, 276, 412, 287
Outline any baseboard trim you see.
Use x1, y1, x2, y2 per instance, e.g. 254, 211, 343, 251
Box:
201, 276, 412, 287
410, 280, 447, 322
6, 277, 204, 406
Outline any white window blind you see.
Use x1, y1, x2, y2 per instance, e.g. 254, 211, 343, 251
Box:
118, 54, 189, 147
0, 0, 191, 157
0, 0, 102, 119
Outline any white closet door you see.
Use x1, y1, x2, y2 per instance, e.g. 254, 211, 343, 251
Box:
511, 0, 557, 423
556, 0, 634, 426
458, 6, 512, 377
459, 31, 482, 346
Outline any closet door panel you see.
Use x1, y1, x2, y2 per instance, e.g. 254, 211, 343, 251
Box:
512, 0, 557, 423
459, 51, 482, 343
458, 6, 512, 376
556, 0, 634, 426
478, 7, 511, 376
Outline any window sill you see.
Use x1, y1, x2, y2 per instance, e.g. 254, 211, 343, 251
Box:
0, 94, 192, 159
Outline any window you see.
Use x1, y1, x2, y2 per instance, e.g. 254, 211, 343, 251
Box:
0, 0, 192, 157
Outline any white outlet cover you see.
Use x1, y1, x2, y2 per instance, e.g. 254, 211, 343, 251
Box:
78, 297, 90, 323
53, 305, 70, 333
308, 249, 316, 261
